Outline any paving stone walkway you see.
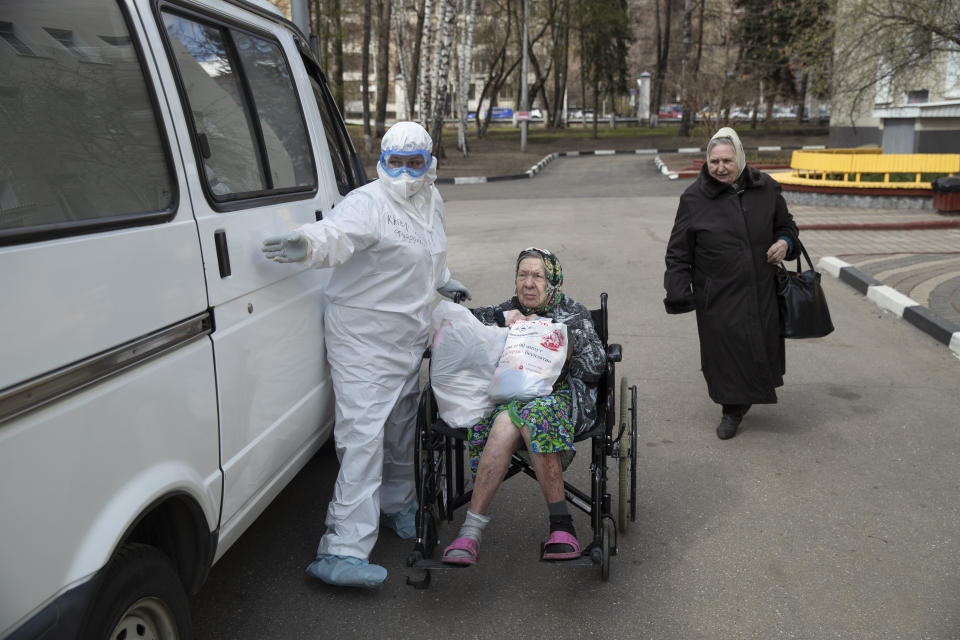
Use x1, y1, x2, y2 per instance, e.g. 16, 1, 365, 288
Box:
782, 205, 960, 354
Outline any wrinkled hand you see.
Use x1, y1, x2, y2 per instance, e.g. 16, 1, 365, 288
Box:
437, 278, 472, 301
262, 232, 310, 263
504, 309, 538, 326
766, 239, 788, 264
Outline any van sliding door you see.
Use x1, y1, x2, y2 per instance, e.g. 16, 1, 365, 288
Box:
151, 2, 338, 550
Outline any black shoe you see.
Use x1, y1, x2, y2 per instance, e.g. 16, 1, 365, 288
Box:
716, 413, 742, 440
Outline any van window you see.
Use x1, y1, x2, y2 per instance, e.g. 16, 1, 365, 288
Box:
0, 1, 175, 244
161, 10, 316, 203
309, 76, 351, 195
302, 55, 365, 194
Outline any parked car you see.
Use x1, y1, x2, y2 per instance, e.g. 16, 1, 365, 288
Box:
0, 0, 365, 638
658, 103, 683, 119
730, 107, 754, 121
774, 105, 798, 120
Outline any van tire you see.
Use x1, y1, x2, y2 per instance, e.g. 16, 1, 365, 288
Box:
82, 543, 192, 640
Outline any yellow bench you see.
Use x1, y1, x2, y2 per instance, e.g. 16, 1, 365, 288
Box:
771, 149, 960, 190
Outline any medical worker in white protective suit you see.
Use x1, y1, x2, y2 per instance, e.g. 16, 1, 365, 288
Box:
261, 122, 470, 587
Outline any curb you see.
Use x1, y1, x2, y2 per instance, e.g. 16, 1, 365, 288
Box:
436, 144, 826, 185
797, 220, 960, 231
818, 257, 960, 358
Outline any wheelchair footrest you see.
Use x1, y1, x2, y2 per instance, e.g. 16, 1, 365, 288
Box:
411, 557, 471, 570
540, 554, 597, 566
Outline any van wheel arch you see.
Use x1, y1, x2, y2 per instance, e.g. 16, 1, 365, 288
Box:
79, 543, 192, 640
124, 491, 218, 596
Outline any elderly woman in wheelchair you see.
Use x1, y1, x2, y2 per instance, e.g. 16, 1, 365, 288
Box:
440, 247, 606, 566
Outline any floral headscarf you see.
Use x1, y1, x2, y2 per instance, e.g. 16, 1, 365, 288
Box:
515, 247, 563, 315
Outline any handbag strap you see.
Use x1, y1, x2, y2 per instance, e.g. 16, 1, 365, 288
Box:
789, 238, 816, 274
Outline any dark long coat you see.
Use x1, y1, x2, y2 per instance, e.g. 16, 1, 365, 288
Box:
663, 164, 799, 405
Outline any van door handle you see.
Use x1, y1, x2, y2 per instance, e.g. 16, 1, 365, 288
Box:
315, 210, 323, 221
214, 229, 231, 278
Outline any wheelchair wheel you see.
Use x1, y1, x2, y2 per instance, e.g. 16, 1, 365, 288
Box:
413, 389, 445, 555
600, 516, 615, 581
629, 382, 637, 525
617, 377, 631, 534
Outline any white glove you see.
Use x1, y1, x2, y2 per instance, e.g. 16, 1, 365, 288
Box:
437, 278, 471, 301
262, 232, 310, 263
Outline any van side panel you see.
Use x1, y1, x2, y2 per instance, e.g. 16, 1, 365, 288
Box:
0, 340, 220, 637
140, 0, 340, 542
0, 220, 209, 391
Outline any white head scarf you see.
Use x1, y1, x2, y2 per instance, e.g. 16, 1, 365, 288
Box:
376, 121, 438, 202
707, 127, 746, 181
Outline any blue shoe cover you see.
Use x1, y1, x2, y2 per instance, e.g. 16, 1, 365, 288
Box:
381, 499, 418, 540
305, 554, 387, 587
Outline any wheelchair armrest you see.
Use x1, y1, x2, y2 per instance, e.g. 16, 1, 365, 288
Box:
431, 418, 468, 441
606, 343, 622, 363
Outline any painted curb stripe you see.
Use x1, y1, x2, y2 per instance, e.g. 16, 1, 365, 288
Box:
902, 306, 960, 346
838, 266, 880, 294
823, 256, 960, 356
438, 146, 830, 185
867, 285, 918, 316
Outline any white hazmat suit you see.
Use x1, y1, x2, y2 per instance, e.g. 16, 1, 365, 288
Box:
261, 122, 469, 586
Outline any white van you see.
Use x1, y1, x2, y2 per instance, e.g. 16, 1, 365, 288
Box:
0, 1, 365, 637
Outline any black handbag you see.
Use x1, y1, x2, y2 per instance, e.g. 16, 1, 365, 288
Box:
775, 240, 834, 339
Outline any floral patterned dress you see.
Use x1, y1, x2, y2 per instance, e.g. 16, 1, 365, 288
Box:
467, 295, 606, 478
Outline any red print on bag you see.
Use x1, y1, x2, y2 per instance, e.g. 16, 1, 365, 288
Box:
541, 328, 565, 352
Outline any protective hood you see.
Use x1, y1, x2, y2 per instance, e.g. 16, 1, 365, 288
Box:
377, 122, 437, 203
707, 127, 746, 180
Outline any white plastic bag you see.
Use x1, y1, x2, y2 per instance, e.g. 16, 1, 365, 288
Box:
488, 319, 568, 402
430, 301, 509, 429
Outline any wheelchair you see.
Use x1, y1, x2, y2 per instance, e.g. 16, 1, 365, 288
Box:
406, 292, 638, 588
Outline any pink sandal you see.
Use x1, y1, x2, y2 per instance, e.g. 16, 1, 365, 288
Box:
541, 530, 581, 560
441, 537, 479, 566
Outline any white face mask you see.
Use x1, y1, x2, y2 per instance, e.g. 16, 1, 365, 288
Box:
377, 161, 427, 200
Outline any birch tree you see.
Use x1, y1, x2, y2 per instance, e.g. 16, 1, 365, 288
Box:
456, 0, 479, 153
428, 0, 457, 155
417, 0, 436, 124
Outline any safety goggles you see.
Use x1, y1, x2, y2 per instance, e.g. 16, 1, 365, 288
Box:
379, 150, 431, 178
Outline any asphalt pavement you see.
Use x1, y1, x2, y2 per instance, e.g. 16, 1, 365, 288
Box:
191, 155, 960, 639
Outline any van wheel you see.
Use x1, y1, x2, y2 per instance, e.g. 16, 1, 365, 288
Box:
82, 543, 191, 640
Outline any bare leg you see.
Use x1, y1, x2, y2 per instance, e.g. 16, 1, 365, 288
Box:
469, 411, 522, 515
516, 418, 564, 503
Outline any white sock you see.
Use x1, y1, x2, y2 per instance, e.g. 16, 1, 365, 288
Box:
446, 509, 490, 558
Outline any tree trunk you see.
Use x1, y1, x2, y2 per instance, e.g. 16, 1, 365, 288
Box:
651, 0, 673, 127
392, 0, 410, 120
409, 0, 427, 118
429, 0, 457, 156
375, 0, 391, 137
677, 0, 694, 137
417, 0, 436, 125
362, 0, 373, 150
548, 0, 569, 128
457, 0, 478, 154
332, 0, 345, 113
795, 70, 808, 123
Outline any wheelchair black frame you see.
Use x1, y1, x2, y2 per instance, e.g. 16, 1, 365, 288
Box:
407, 292, 636, 587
